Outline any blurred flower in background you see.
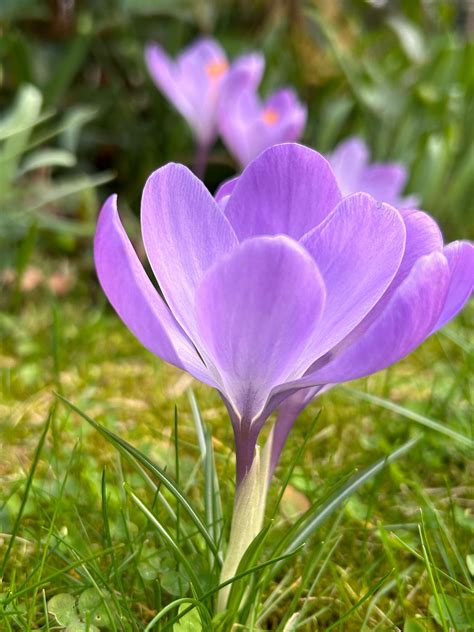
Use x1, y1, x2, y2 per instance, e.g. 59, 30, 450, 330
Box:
145, 38, 231, 150
218, 59, 307, 167
145, 37, 306, 173
328, 137, 419, 208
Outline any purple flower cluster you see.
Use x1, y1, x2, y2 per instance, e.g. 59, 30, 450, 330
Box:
95, 34, 473, 604
95, 143, 473, 483
145, 38, 306, 168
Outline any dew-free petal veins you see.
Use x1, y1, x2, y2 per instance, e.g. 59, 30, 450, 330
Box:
225, 144, 341, 240
395, 209, 444, 283
302, 252, 450, 384
298, 193, 406, 370
433, 241, 474, 331
94, 195, 215, 386
195, 236, 326, 422
141, 163, 238, 346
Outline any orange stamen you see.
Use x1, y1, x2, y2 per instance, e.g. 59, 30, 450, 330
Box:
262, 108, 279, 125
206, 60, 229, 79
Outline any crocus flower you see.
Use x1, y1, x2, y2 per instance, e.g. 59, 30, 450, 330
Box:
96, 142, 472, 479
217, 61, 307, 167
328, 136, 419, 208
145, 38, 263, 156
95, 143, 472, 603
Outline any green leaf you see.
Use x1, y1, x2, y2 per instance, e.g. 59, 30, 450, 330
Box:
173, 603, 203, 631
48, 593, 79, 626
0, 84, 42, 191
161, 570, 190, 597
429, 595, 474, 631
66, 623, 100, 632
188, 389, 223, 557
77, 588, 111, 629
403, 619, 428, 632
388, 17, 427, 64
466, 554, 474, 577
17, 148, 77, 175
277, 438, 418, 561
126, 485, 204, 597
0, 410, 51, 577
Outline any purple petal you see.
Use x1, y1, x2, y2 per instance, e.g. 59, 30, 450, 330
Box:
351, 207, 444, 331
297, 194, 406, 370
270, 386, 323, 473
396, 209, 443, 282
358, 163, 408, 205
146, 38, 228, 146
218, 81, 306, 167
227, 52, 265, 88
328, 137, 417, 208
433, 241, 473, 331
176, 38, 229, 145
141, 164, 238, 342
145, 43, 188, 115
260, 88, 307, 148
224, 144, 342, 240
214, 176, 239, 209
328, 137, 369, 197
195, 236, 326, 422
218, 83, 264, 167
94, 195, 214, 385
302, 251, 450, 384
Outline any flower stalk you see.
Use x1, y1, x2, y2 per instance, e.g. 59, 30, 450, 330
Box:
193, 142, 210, 180
217, 429, 273, 612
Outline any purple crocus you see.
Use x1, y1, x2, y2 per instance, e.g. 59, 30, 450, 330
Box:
95, 142, 472, 483
328, 136, 419, 208
217, 60, 307, 167
95, 143, 472, 602
145, 38, 263, 175
145, 38, 229, 149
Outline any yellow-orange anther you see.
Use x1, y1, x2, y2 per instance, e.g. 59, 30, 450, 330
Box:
262, 108, 279, 125
205, 60, 229, 78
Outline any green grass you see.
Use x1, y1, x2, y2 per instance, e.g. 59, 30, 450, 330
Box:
1, 2, 474, 629
1, 283, 472, 630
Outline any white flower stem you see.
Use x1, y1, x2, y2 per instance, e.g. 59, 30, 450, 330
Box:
217, 429, 273, 612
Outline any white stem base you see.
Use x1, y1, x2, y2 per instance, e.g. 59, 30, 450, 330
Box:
217, 430, 273, 612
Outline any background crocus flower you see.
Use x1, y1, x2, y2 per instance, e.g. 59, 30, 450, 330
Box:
217, 61, 307, 167
95, 143, 472, 606
145, 38, 228, 149
96, 141, 473, 481
328, 136, 419, 208
145, 38, 263, 176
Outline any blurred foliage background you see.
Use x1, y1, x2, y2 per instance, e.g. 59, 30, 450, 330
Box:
1, 2, 473, 628
1, 0, 474, 285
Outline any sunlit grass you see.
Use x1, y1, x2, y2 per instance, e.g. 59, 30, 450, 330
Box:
0, 287, 472, 630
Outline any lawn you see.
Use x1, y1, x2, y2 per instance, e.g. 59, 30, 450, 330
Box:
1, 283, 472, 629
1, 1, 473, 630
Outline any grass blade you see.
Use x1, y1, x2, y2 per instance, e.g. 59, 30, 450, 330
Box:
275, 438, 419, 565
188, 389, 223, 554
0, 407, 52, 577
344, 387, 473, 448
56, 393, 222, 566
325, 570, 393, 631
125, 486, 204, 597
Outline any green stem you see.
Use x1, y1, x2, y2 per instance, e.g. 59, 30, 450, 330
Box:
217, 429, 273, 612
